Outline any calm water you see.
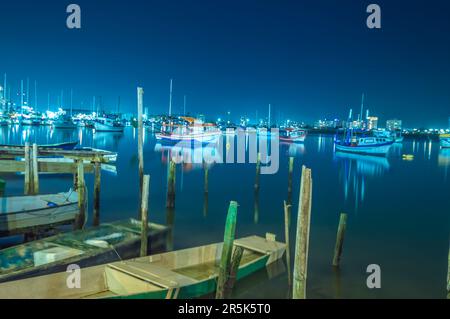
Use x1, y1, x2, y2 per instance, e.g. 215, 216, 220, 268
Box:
1, 126, 449, 299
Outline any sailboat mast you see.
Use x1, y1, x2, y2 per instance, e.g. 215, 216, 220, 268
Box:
360, 93, 365, 127
34, 80, 37, 110
26, 77, 29, 106
70, 89, 73, 116
3, 73, 6, 106
117, 96, 120, 114
268, 104, 271, 128
183, 95, 186, 115
47, 93, 50, 111
169, 78, 173, 116
20, 80, 24, 113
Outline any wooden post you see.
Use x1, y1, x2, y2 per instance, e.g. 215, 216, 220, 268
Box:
447, 246, 450, 299
32, 143, 39, 194
93, 162, 101, 227
224, 246, 244, 299
254, 152, 261, 191
253, 190, 259, 224
166, 159, 176, 208
287, 157, 294, 206
292, 165, 313, 299
24, 142, 31, 195
137, 87, 144, 218
284, 200, 292, 286
0, 178, 5, 196
216, 201, 238, 299
75, 160, 86, 230
332, 213, 348, 267
140, 175, 150, 257
204, 164, 209, 194
203, 193, 209, 217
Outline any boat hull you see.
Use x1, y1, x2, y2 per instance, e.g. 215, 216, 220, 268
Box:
0, 191, 79, 236
335, 142, 393, 156
94, 122, 124, 132
279, 136, 306, 144
0, 219, 168, 283
156, 132, 221, 144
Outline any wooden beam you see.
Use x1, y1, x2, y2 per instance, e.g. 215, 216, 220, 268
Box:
216, 201, 238, 299
140, 175, 150, 257
293, 165, 313, 299
24, 142, 31, 195
137, 87, 144, 217
332, 213, 348, 267
284, 200, 292, 287
93, 162, 101, 227
74, 160, 86, 230
32, 143, 39, 195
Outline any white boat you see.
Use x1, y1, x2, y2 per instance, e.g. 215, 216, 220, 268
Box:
0, 190, 78, 236
53, 118, 76, 129
279, 128, 307, 143
335, 135, 394, 156
440, 134, 450, 148
94, 117, 125, 133
156, 117, 221, 144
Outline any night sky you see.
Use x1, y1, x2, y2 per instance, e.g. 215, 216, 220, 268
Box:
1, 0, 449, 128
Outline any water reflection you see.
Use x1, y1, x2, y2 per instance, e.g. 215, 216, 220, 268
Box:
335, 152, 390, 210
154, 143, 220, 171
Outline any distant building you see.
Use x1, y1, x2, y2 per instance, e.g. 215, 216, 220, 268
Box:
386, 119, 402, 131
366, 116, 378, 130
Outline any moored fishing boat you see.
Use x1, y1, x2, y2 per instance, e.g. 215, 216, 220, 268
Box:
0, 234, 284, 298
156, 117, 221, 144
335, 129, 394, 156
94, 117, 125, 133
0, 190, 78, 237
440, 134, 450, 148
279, 128, 307, 143
53, 117, 76, 129
0, 218, 169, 283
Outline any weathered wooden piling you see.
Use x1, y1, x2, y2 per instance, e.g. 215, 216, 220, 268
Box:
204, 164, 209, 194
254, 152, 261, 191
140, 175, 150, 257
31, 143, 39, 195
253, 190, 259, 224
287, 157, 294, 206
332, 213, 348, 267
93, 162, 101, 227
292, 165, 313, 299
0, 178, 5, 196
24, 142, 31, 195
224, 246, 244, 299
74, 160, 86, 230
203, 192, 209, 217
166, 159, 176, 208
284, 200, 292, 286
447, 246, 450, 299
216, 201, 238, 299
137, 87, 144, 216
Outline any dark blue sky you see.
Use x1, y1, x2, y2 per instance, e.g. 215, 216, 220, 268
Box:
1, 0, 449, 127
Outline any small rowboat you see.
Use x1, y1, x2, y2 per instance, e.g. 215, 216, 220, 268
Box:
0, 190, 78, 237
0, 218, 169, 284
0, 235, 285, 299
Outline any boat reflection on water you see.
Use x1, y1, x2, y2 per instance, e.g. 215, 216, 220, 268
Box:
154, 142, 221, 171
92, 131, 124, 151
282, 143, 305, 157
335, 152, 390, 211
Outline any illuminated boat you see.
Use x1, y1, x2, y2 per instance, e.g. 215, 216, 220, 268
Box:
53, 117, 76, 129
94, 117, 125, 133
156, 117, 221, 144
440, 134, 450, 148
279, 128, 307, 143
335, 129, 394, 156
